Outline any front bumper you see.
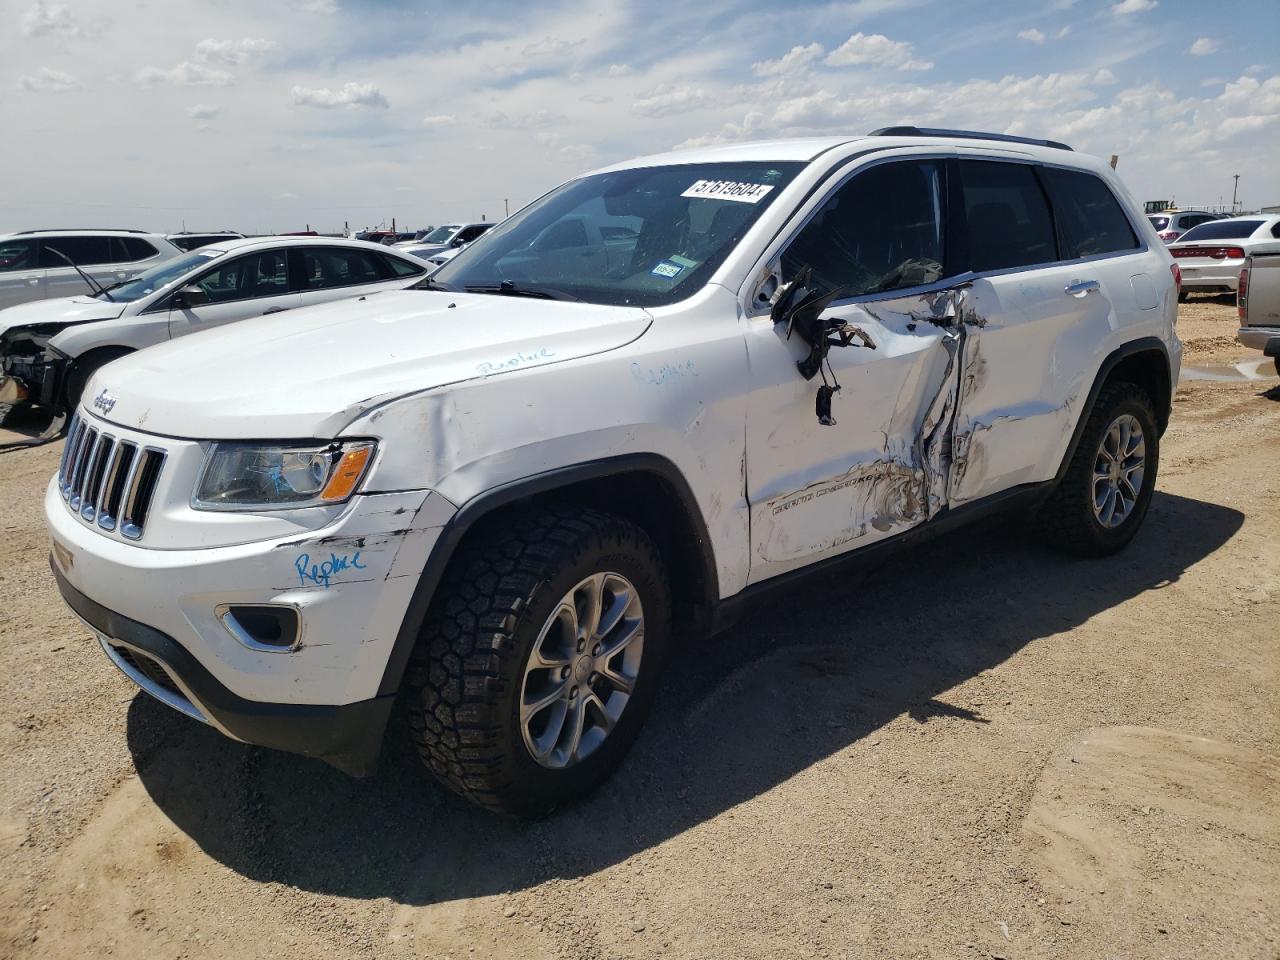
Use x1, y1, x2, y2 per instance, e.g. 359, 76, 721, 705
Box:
54, 566, 393, 775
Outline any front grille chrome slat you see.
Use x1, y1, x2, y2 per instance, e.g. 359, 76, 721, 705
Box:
61, 412, 166, 542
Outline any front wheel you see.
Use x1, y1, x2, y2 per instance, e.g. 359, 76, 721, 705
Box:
1037, 381, 1160, 557
405, 505, 671, 817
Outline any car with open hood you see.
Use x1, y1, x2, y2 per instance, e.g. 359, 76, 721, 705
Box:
45, 127, 1179, 816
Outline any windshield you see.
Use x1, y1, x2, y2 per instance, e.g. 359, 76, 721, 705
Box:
97, 249, 222, 302
422, 224, 461, 243
1178, 219, 1263, 242
1147, 216, 1169, 231
431, 161, 804, 307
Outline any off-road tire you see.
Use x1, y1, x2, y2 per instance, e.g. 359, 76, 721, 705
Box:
405, 505, 671, 817
1037, 381, 1159, 557
65, 347, 132, 411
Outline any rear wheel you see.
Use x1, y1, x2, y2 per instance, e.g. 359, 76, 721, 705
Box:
1037, 381, 1159, 557
405, 505, 671, 817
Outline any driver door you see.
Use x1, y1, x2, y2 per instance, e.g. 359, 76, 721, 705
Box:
167, 248, 301, 338
744, 156, 967, 582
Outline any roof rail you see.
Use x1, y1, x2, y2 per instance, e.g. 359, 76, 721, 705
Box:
869, 126, 1073, 152
14, 228, 149, 235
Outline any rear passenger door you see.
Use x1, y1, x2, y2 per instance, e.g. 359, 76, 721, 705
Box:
947, 156, 1146, 505
293, 246, 422, 309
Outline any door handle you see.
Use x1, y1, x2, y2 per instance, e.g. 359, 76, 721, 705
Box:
1064, 279, 1100, 298
262, 306, 290, 315
24, 275, 40, 285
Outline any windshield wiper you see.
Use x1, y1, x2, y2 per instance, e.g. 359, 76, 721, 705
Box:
43, 246, 115, 301
465, 280, 580, 302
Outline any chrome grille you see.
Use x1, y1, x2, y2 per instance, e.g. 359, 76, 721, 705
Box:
59, 412, 167, 541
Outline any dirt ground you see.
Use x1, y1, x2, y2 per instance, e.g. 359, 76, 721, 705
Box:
1, 298, 1276, 960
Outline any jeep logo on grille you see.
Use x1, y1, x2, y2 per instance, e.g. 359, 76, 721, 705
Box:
92, 389, 117, 414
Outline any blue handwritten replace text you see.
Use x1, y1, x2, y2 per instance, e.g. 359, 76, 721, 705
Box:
477, 347, 554, 376
631, 359, 699, 386
295, 551, 367, 588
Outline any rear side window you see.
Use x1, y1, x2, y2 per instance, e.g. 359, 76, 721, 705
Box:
782, 159, 946, 298
115, 237, 160, 261
958, 161, 1056, 272
301, 247, 385, 289
0, 239, 36, 273
38, 235, 114, 267
1039, 168, 1138, 259
1178, 220, 1264, 242
382, 253, 425, 277
1148, 216, 1169, 231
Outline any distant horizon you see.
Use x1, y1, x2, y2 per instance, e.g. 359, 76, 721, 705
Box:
4, 0, 1278, 235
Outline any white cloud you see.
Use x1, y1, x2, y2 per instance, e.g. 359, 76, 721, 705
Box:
1112, 0, 1157, 14
20, 2, 78, 38
291, 82, 388, 109
825, 33, 933, 71
195, 37, 279, 66
300, 0, 336, 12
136, 62, 235, 87
1018, 28, 1046, 45
18, 67, 80, 93
421, 114, 457, 128
580, 92, 612, 104
1093, 67, 1117, 85
1216, 114, 1277, 138
482, 109, 562, 129
753, 43, 825, 77
632, 83, 715, 117
1055, 26, 1071, 38
521, 36, 584, 58
607, 64, 632, 77
1189, 38, 1219, 56
187, 104, 221, 120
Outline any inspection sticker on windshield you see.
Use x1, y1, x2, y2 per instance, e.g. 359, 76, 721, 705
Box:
651, 260, 684, 279
681, 180, 774, 203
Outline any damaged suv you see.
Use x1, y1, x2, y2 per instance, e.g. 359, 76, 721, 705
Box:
46, 128, 1180, 816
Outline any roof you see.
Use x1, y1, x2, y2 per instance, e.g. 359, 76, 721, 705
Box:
204, 235, 416, 255
4, 228, 157, 237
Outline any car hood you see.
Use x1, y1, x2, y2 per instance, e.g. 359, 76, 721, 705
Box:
0, 295, 127, 337
86, 289, 652, 439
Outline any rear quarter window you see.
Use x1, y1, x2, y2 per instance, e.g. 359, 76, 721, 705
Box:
1039, 167, 1139, 258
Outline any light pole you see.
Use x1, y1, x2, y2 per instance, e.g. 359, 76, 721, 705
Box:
504, 198, 509, 218
1232, 174, 1240, 212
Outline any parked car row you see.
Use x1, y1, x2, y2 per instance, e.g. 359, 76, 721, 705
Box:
1145, 209, 1224, 244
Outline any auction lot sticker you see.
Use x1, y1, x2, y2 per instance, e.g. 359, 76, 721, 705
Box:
681, 180, 774, 203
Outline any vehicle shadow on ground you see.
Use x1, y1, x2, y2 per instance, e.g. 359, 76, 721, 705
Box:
127, 490, 1243, 905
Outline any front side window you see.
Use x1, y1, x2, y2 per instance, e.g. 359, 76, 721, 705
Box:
959, 160, 1056, 272
194, 250, 289, 303
38, 235, 114, 267
432, 161, 804, 307
114, 237, 160, 262
781, 159, 945, 298
382, 253, 425, 277
301, 247, 385, 289
0, 239, 36, 273
1039, 167, 1138, 259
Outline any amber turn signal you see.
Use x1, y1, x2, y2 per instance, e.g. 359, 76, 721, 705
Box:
320, 444, 375, 502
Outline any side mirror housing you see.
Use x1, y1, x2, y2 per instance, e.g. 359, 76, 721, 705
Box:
171, 284, 207, 308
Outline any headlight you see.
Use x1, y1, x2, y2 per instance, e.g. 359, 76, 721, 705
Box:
193, 440, 376, 510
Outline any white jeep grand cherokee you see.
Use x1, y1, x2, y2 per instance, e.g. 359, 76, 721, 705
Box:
46, 128, 1181, 816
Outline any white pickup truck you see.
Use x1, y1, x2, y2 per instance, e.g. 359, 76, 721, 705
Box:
1237, 244, 1280, 375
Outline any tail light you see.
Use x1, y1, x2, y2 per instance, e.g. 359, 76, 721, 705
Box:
1238, 265, 1249, 321
1171, 262, 1181, 295
1158, 230, 1179, 242
1171, 245, 1246, 260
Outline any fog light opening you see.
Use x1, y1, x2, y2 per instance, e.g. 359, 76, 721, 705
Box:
217, 604, 301, 653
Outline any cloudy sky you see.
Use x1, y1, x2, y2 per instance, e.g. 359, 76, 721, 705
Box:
3, 0, 1277, 234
